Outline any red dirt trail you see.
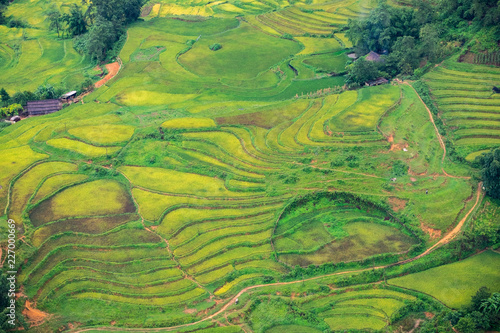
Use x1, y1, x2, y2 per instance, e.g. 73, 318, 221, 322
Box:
95, 60, 121, 88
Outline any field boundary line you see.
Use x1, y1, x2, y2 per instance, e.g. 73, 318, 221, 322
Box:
398, 80, 471, 180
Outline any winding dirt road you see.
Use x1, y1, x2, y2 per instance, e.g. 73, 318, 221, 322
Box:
95, 59, 122, 88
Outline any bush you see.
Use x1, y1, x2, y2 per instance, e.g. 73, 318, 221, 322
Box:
0, 103, 23, 118
7, 18, 28, 28
282, 33, 293, 40
209, 43, 222, 51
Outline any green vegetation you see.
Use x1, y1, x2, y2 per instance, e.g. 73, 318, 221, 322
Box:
389, 251, 500, 308
0, 0, 499, 331
476, 148, 500, 199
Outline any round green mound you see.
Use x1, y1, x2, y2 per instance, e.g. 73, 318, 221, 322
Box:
273, 193, 418, 266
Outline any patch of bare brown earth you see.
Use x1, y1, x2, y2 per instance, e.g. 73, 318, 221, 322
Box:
388, 197, 407, 212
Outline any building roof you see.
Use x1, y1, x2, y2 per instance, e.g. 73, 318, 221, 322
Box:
366, 77, 389, 86
61, 91, 77, 99
365, 51, 382, 62
26, 99, 62, 115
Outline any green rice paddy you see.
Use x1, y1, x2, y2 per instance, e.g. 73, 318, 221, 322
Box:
389, 251, 500, 308
0, 0, 497, 330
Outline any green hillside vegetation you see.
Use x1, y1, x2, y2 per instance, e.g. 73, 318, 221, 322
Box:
0, 0, 499, 331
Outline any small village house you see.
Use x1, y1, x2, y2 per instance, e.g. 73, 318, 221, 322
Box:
365, 77, 389, 87
365, 51, 383, 62
26, 99, 62, 116
60, 91, 77, 103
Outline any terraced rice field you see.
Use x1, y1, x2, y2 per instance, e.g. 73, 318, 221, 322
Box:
422, 58, 500, 160
389, 250, 500, 308
0, 0, 490, 330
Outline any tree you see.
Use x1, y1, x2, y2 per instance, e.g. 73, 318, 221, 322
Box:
11, 90, 36, 106
476, 148, 500, 199
455, 316, 476, 333
62, 4, 87, 37
47, 9, 62, 38
420, 24, 441, 62
0, 87, 10, 105
480, 293, 500, 315
34, 84, 58, 100
470, 287, 492, 311
345, 57, 379, 87
390, 36, 420, 75
86, 17, 117, 61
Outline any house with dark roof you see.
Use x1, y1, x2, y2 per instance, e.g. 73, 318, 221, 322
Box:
365, 51, 382, 62
365, 77, 389, 87
26, 99, 62, 116
61, 91, 77, 103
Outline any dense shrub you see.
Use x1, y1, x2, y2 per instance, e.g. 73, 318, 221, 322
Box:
209, 43, 222, 51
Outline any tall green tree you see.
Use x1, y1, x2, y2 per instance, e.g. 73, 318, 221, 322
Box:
62, 4, 87, 37
477, 148, 500, 199
390, 36, 420, 75
0, 88, 10, 105
345, 58, 379, 87
419, 24, 441, 62
86, 17, 117, 61
47, 9, 62, 37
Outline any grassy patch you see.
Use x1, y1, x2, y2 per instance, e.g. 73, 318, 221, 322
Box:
179, 23, 301, 80
69, 124, 135, 145
46, 138, 121, 157
29, 179, 135, 226
389, 250, 500, 308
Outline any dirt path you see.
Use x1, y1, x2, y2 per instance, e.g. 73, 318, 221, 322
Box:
22, 300, 49, 327
399, 80, 470, 180
70, 182, 483, 333
95, 60, 121, 88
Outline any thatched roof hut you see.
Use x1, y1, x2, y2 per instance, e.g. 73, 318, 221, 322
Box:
26, 99, 62, 116
365, 51, 382, 62
365, 77, 389, 87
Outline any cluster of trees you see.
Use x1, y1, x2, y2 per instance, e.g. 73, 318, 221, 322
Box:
47, 0, 144, 61
0, 0, 29, 28
476, 148, 500, 199
449, 288, 500, 333
344, 0, 500, 86
0, 85, 66, 118
420, 287, 500, 333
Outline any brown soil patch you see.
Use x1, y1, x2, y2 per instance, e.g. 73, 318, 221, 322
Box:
22, 301, 49, 327
391, 142, 408, 152
424, 312, 435, 319
420, 222, 442, 240
95, 61, 121, 88
388, 134, 409, 151
408, 167, 427, 176
184, 308, 197, 314
388, 197, 407, 212
410, 177, 417, 182
140, 5, 153, 17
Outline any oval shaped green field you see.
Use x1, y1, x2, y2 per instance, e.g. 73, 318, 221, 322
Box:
29, 179, 135, 226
